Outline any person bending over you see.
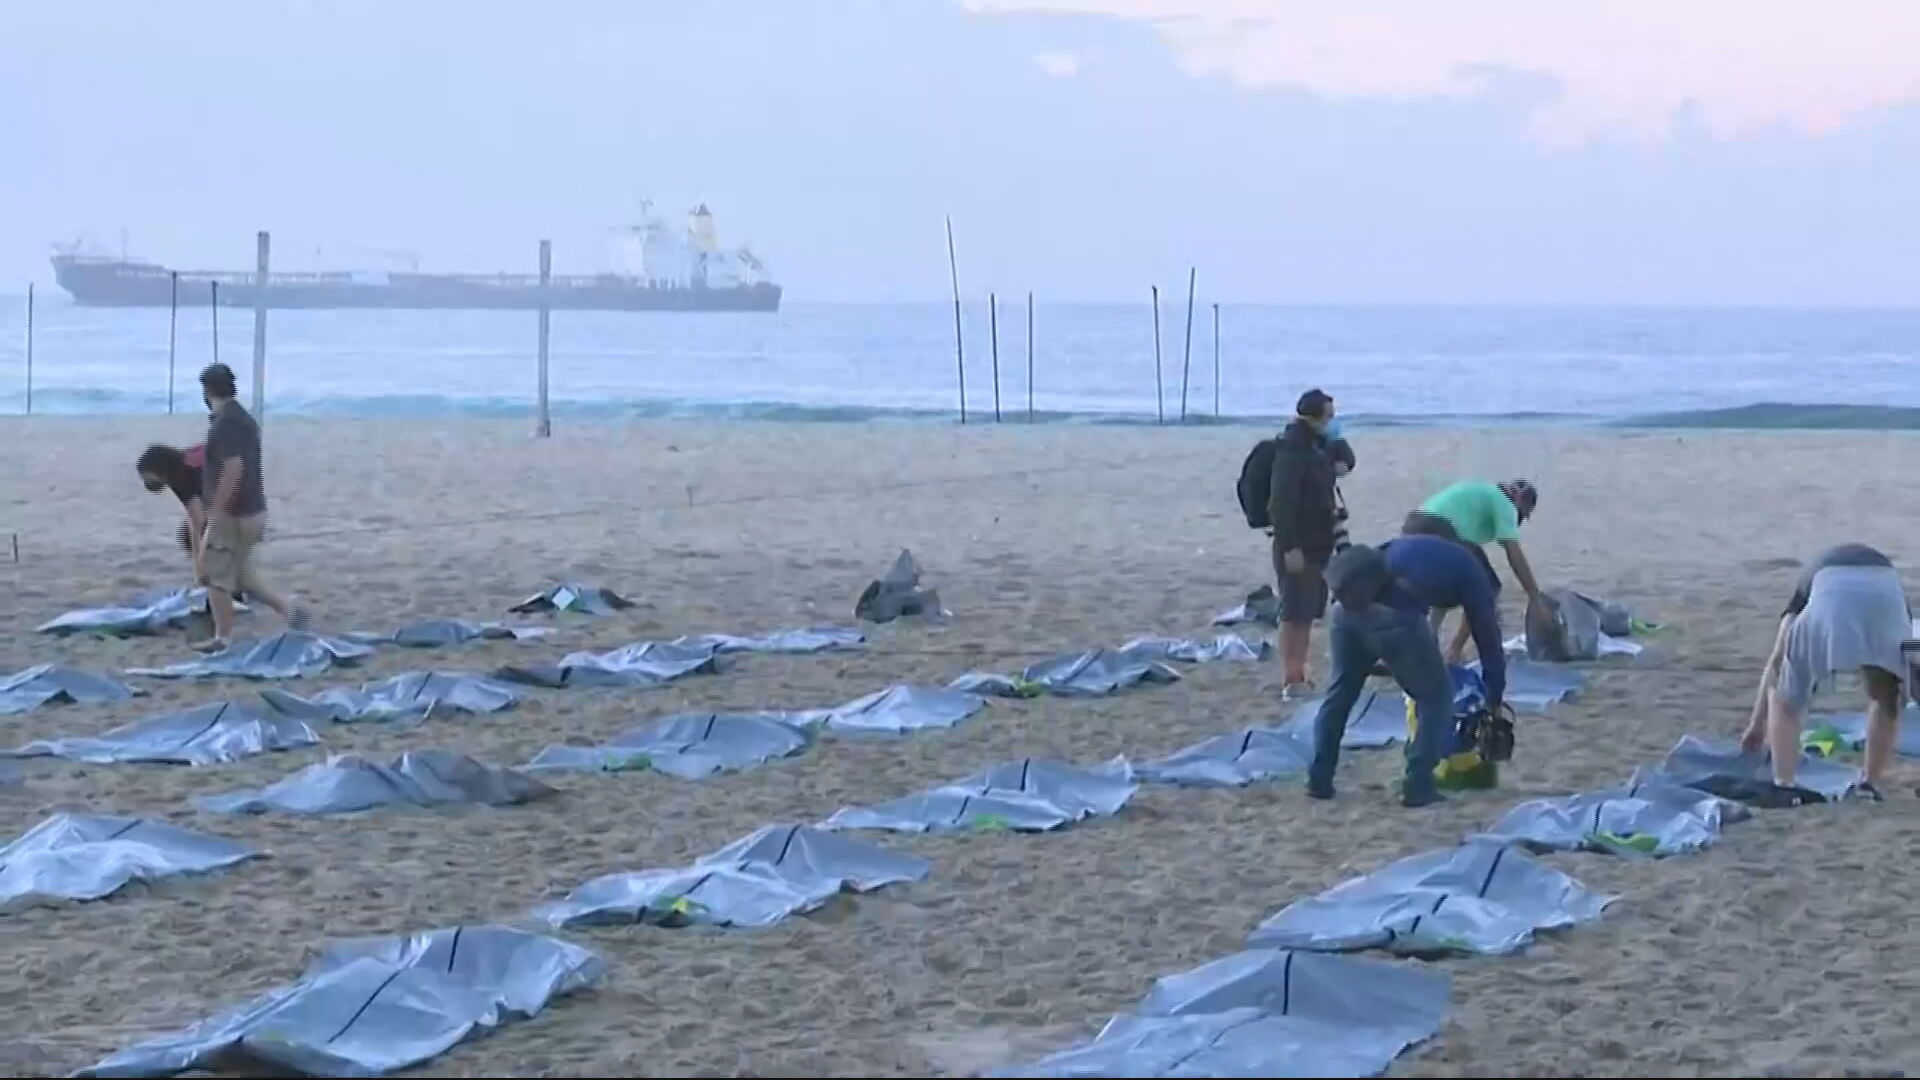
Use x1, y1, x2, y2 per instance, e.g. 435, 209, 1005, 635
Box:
137, 443, 207, 574
1403, 478, 1543, 664
1307, 534, 1507, 808
1742, 542, 1911, 798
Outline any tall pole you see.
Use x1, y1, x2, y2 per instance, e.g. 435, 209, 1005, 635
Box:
1179, 266, 1196, 422
536, 239, 552, 438
23, 284, 32, 416
251, 231, 269, 421
1151, 285, 1163, 424
945, 216, 967, 424
210, 281, 220, 364
167, 272, 179, 414
989, 292, 1002, 423
1026, 290, 1034, 422
1212, 302, 1221, 417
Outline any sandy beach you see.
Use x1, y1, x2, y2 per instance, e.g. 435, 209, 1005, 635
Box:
4, 415, 1920, 1077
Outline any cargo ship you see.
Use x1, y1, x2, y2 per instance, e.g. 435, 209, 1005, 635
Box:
50, 203, 781, 312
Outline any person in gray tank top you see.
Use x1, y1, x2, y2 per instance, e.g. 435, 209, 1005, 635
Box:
1741, 543, 1911, 798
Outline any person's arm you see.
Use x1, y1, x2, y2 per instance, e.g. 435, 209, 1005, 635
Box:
1460, 571, 1507, 709
1267, 446, 1302, 556
1327, 437, 1355, 476
211, 455, 244, 518
1498, 540, 1542, 600
1747, 614, 1794, 729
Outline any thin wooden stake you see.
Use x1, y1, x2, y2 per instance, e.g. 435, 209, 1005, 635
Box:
536, 240, 552, 438
167, 271, 178, 413
1179, 266, 1196, 421
1025, 291, 1035, 422
946, 216, 967, 424
24, 284, 32, 415
210, 281, 220, 364
251, 231, 269, 421
1151, 285, 1163, 423
1212, 302, 1221, 417
989, 292, 1002, 423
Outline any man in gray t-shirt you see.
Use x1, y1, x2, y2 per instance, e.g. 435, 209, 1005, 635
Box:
192, 364, 305, 650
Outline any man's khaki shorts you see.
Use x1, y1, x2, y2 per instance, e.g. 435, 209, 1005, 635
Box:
203, 514, 265, 594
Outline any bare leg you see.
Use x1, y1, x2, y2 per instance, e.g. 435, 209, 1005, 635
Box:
243, 578, 292, 621
208, 586, 238, 640
1862, 666, 1902, 788
1766, 687, 1805, 788
1281, 621, 1313, 685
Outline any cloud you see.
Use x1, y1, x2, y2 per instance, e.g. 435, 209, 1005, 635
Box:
1033, 50, 1082, 77
964, 0, 1920, 142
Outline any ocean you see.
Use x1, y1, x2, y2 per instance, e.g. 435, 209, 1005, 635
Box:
4, 298, 1919, 429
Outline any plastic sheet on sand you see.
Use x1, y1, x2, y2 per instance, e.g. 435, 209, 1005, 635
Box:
260, 672, 521, 725
996, 947, 1450, 1078
1, 813, 258, 913
201, 750, 556, 815
1630, 734, 1858, 805
75, 925, 603, 1078
526, 711, 812, 778
1478, 781, 1747, 857
535, 824, 927, 929
0, 665, 144, 714
126, 633, 375, 681
347, 619, 550, 647
823, 757, 1138, 833
1135, 726, 1314, 787
1246, 839, 1614, 956
3, 700, 319, 765
508, 583, 635, 615
855, 549, 947, 623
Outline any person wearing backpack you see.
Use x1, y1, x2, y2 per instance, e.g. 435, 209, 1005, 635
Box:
1266, 388, 1345, 697
1309, 535, 1508, 808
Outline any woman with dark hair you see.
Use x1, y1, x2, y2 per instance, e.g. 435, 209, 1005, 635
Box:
136, 443, 207, 578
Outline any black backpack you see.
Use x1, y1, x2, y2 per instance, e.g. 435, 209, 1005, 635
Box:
1237, 436, 1280, 529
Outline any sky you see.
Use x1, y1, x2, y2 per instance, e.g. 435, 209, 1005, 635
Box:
5, 0, 1920, 304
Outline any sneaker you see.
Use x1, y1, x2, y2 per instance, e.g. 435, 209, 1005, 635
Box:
1307, 781, 1335, 800
1401, 787, 1448, 809
1857, 781, 1885, 803
1281, 680, 1316, 702
189, 635, 229, 654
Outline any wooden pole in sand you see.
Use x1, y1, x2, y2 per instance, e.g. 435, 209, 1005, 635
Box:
1212, 302, 1221, 417
1151, 285, 1164, 424
210, 281, 220, 364
1179, 266, 1196, 422
945, 216, 967, 424
23, 283, 32, 415
250, 231, 269, 421
989, 292, 1002, 423
167, 271, 178, 414
1026, 290, 1034, 422
536, 239, 552, 438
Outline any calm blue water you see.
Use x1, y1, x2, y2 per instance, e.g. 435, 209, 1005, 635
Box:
3, 297, 1919, 428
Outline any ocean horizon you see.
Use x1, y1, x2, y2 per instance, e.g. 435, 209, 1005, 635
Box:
4, 298, 1919, 431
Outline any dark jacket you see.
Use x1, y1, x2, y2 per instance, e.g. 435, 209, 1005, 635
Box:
1267, 420, 1340, 559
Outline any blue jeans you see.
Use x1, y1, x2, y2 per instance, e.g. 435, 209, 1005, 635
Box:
1307, 601, 1454, 799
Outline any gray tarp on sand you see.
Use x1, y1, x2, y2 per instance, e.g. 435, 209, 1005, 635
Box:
1478, 781, 1748, 857
1136, 727, 1314, 787
526, 712, 812, 778
1478, 656, 1586, 713
0, 665, 143, 714
1282, 686, 1409, 748
1630, 734, 1858, 804
1522, 589, 1646, 663
1213, 584, 1281, 628
816, 684, 986, 736
509, 583, 635, 615
36, 588, 230, 638
260, 672, 521, 725
202, 750, 557, 815
75, 925, 605, 1079
1246, 839, 1615, 956
536, 823, 928, 929
1119, 634, 1273, 663
127, 632, 375, 681
996, 948, 1450, 1078
950, 649, 1182, 699
824, 757, 1138, 833
855, 549, 947, 623
1806, 703, 1920, 757
348, 619, 550, 648
2, 701, 320, 765
494, 626, 863, 690
0, 813, 258, 913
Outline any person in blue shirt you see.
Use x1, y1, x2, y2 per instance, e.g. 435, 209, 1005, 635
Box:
1307, 534, 1508, 807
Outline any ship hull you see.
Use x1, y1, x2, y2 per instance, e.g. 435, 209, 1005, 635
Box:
50, 257, 782, 313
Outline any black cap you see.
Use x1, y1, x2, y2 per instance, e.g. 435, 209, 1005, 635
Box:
1296, 388, 1333, 418
199, 363, 237, 396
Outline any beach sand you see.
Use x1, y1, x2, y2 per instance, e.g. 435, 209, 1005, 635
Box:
4, 416, 1920, 1077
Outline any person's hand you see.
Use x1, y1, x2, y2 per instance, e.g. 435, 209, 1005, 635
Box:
1331, 462, 1351, 478
1739, 719, 1766, 755
1443, 645, 1466, 667
1282, 548, 1306, 575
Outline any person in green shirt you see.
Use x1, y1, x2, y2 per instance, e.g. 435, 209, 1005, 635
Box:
1401, 478, 1544, 663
